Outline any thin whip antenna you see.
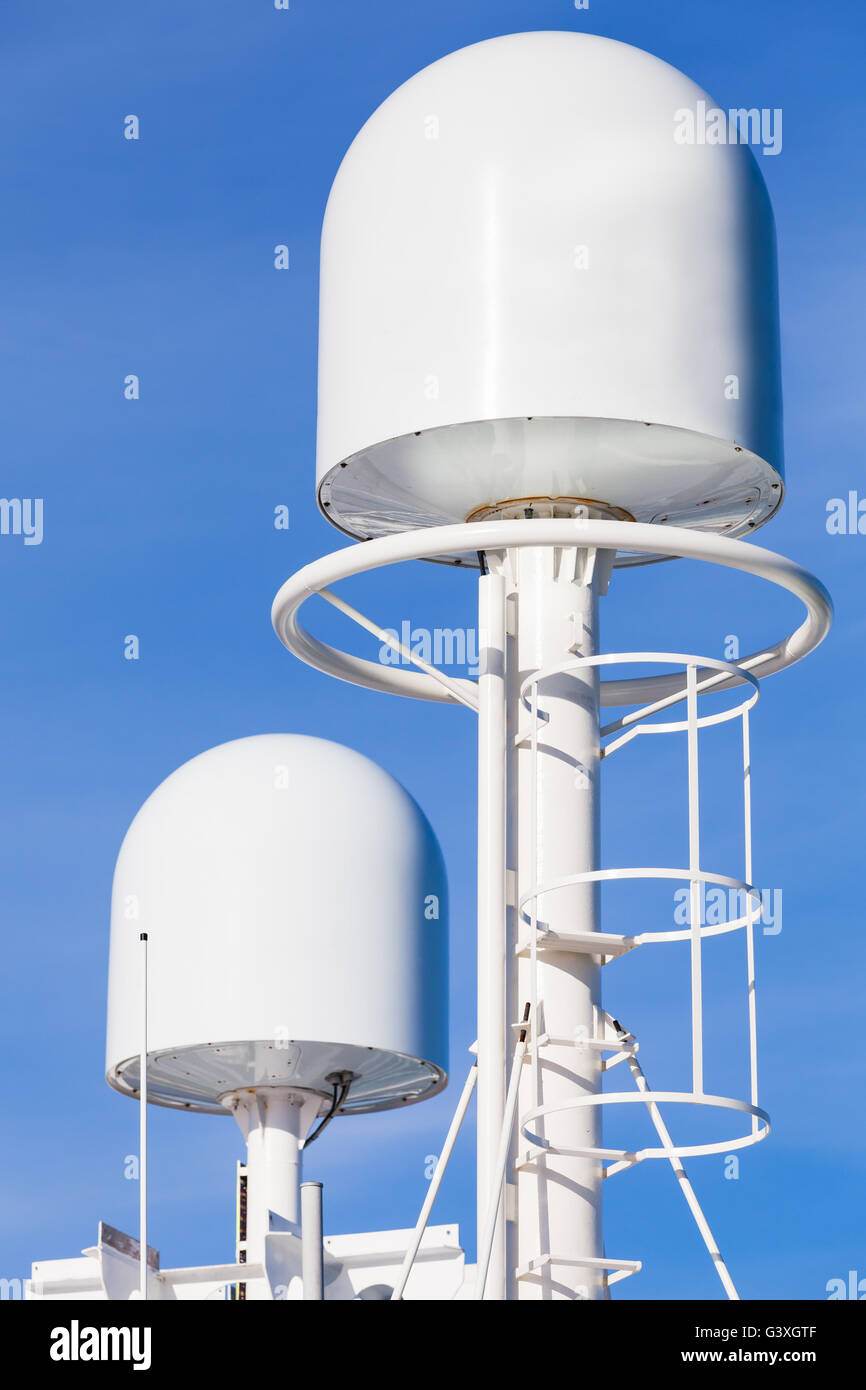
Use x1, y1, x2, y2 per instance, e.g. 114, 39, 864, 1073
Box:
139, 931, 148, 1300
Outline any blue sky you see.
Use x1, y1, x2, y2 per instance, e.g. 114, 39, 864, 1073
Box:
1, 0, 864, 1300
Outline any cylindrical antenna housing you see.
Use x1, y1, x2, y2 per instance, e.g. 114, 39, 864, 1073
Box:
106, 734, 449, 1114
316, 31, 783, 560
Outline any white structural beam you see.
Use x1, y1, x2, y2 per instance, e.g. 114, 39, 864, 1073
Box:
476, 571, 508, 1297
392, 1062, 477, 1301
509, 545, 604, 1299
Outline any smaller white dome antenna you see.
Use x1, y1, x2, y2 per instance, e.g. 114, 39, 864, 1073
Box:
106, 734, 448, 1298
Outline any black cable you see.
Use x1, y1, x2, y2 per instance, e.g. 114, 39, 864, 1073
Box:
303, 1071, 353, 1148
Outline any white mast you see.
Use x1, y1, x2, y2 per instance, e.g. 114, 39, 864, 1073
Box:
477, 534, 607, 1299
272, 516, 830, 1299
506, 540, 604, 1300
269, 30, 831, 1299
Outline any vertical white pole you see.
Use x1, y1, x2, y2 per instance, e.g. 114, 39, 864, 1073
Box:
301, 1181, 324, 1300
476, 570, 508, 1298
227, 1088, 319, 1298
139, 931, 148, 1300
509, 545, 604, 1299
742, 710, 759, 1128
686, 665, 704, 1095
391, 1062, 477, 1301
475, 1013, 530, 1299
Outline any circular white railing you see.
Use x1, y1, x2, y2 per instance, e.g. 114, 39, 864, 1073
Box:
271, 518, 832, 704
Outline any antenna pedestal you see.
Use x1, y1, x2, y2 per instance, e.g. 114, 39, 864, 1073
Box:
224, 1088, 320, 1296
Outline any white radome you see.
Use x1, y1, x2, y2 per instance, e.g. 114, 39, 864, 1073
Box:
105, 734, 449, 1115
316, 31, 783, 562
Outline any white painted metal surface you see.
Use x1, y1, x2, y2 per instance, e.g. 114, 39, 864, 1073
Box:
508, 546, 604, 1299
106, 733, 449, 1113
322, 1226, 466, 1301
269, 516, 830, 1297
476, 572, 508, 1295
301, 1182, 325, 1300
271, 519, 831, 706
391, 1062, 478, 1301
28, 1223, 466, 1302
317, 32, 783, 557
476, 1006, 531, 1299
225, 1089, 319, 1300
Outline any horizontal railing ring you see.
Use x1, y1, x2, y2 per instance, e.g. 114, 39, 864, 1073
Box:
271, 519, 832, 705
519, 651, 759, 735
519, 867, 763, 946
520, 1091, 770, 1163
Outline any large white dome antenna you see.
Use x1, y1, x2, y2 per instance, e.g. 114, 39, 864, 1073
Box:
270, 31, 832, 1300
316, 30, 783, 565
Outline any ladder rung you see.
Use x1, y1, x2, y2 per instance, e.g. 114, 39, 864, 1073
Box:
517, 929, 636, 958
517, 1253, 641, 1280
